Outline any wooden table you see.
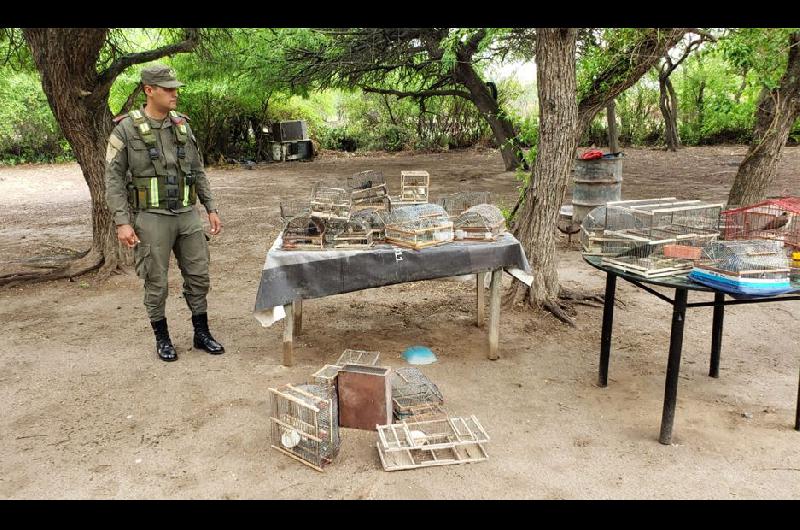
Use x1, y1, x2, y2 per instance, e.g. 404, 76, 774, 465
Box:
583, 255, 800, 444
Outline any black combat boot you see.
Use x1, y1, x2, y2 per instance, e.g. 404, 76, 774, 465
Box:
192, 313, 225, 354
150, 318, 178, 362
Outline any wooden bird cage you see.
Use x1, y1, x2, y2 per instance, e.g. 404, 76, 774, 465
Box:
376, 415, 489, 471
453, 204, 506, 241
391, 367, 444, 421
384, 204, 453, 249
351, 208, 387, 242
721, 197, 800, 250
310, 183, 351, 220
324, 218, 374, 249
279, 198, 311, 223
282, 215, 325, 250
348, 170, 390, 212
311, 364, 342, 386
269, 383, 341, 472
394, 170, 430, 206
336, 349, 380, 366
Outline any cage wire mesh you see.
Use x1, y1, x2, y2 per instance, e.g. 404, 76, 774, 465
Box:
721, 198, 800, 250
399, 170, 430, 203
311, 364, 342, 386
336, 349, 380, 366
689, 239, 793, 295
437, 191, 491, 217
351, 208, 387, 241
323, 218, 374, 249
385, 204, 453, 249
454, 204, 506, 241
282, 215, 325, 250
391, 367, 444, 420
279, 198, 311, 224
269, 383, 340, 471
310, 183, 351, 220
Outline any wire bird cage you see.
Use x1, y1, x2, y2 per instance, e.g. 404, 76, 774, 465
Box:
323, 218, 374, 249
376, 415, 489, 471
282, 215, 325, 250
391, 367, 444, 421
310, 183, 351, 220
583, 199, 722, 278
721, 197, 800, 250
348, 170, 391, 212
279, 198, 311, 223
385, 204, 453, 249
336, 349, 381, 366
311, 364, 342, 386
269, 383, 341, 472
454, 204, 506, 241
437, 191, 491, 218
394, 170, 430, 206
689, 239, 794, 296
351, 208, 387, 242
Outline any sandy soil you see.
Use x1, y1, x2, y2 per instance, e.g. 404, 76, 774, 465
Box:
1, 146, 799, 499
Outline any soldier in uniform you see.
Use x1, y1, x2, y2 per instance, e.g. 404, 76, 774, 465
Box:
105, 64, 225, 362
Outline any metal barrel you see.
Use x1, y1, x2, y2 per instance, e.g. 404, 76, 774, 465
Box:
571, 157, 623, 222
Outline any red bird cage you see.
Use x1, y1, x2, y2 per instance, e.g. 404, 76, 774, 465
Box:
721, 197, 800, 250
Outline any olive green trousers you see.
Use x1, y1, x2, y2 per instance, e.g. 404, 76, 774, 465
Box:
132, 210, 210, 321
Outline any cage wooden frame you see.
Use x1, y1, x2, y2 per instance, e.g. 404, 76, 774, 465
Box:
281, 215, 325, 250
453, 204, 506, 241
336, 349, 381, 366
310, 184, 351, 220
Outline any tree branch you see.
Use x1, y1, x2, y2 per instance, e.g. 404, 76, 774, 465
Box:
94, 28, 200, 94
119, 82, 143, 115
361, 86, 471, 100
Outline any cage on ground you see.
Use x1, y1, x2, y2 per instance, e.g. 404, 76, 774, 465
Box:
453, 204, 506, 241
384, 203, 453, 249
436, 191, 491, 218
391, 367, 444, 421
336, 349, 381, 366
281, 215, 325, 250
721, 197, 800, 250
310, 183, 351, 220
269, 383, 340, 471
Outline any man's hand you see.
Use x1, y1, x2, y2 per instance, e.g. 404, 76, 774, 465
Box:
208, 212, 222, 235
116, 224, 140, 248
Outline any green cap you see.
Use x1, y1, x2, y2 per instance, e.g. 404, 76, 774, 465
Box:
140, 64, 184, 88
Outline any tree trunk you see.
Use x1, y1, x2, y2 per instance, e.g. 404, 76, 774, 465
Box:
453, 61, 525, 171
507, 28, 579, 318
728, 32, 800, 206
659, 75, 680, 151
22, 28, 120, 280
606, 100, 619, 152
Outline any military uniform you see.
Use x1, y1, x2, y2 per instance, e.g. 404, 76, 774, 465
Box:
105, 64, 224, 361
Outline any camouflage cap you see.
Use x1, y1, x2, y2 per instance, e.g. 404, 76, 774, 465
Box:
140, 64, 184, 88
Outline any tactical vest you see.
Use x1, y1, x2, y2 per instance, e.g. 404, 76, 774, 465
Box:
125, 110, 197, 212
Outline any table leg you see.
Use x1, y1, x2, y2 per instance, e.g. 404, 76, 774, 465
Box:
283, 303, 294, 367
488, 269, 502, 360
709, 292, 724, 378
659, 288, 688, 445
599, 272, 617, 387
476, 272, 487, 328
293, 298, 303, 336
796, 365, 800, 431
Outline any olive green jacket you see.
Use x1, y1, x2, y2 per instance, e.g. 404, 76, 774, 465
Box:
104, 107, 217, 226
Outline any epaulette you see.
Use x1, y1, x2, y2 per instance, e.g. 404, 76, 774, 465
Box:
169, 110, 190, 125
112, 113, 128, 124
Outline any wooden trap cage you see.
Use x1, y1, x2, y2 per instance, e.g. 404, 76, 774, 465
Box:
323, 218, 374, 249
282, 215, 325, 250
391, 367, 444, 421
721, 197, 800, 250
311, 364, 342, 386
348, 170, 390, 211
269, 383, 341, 472
351, 208, 387, 242
384, 204, 454, 249
453, 204, 506, 241
394, 170, 430, 206
376, 415, 489, 471
336, 348, 381, 366
310, 183, 351, 220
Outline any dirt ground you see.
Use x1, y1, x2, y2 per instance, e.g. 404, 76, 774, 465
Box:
1, 145, 799, 499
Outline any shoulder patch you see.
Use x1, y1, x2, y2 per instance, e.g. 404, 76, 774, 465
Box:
106, 134, 125, 163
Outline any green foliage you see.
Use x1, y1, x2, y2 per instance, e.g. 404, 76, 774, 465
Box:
0, 69, 72, 164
